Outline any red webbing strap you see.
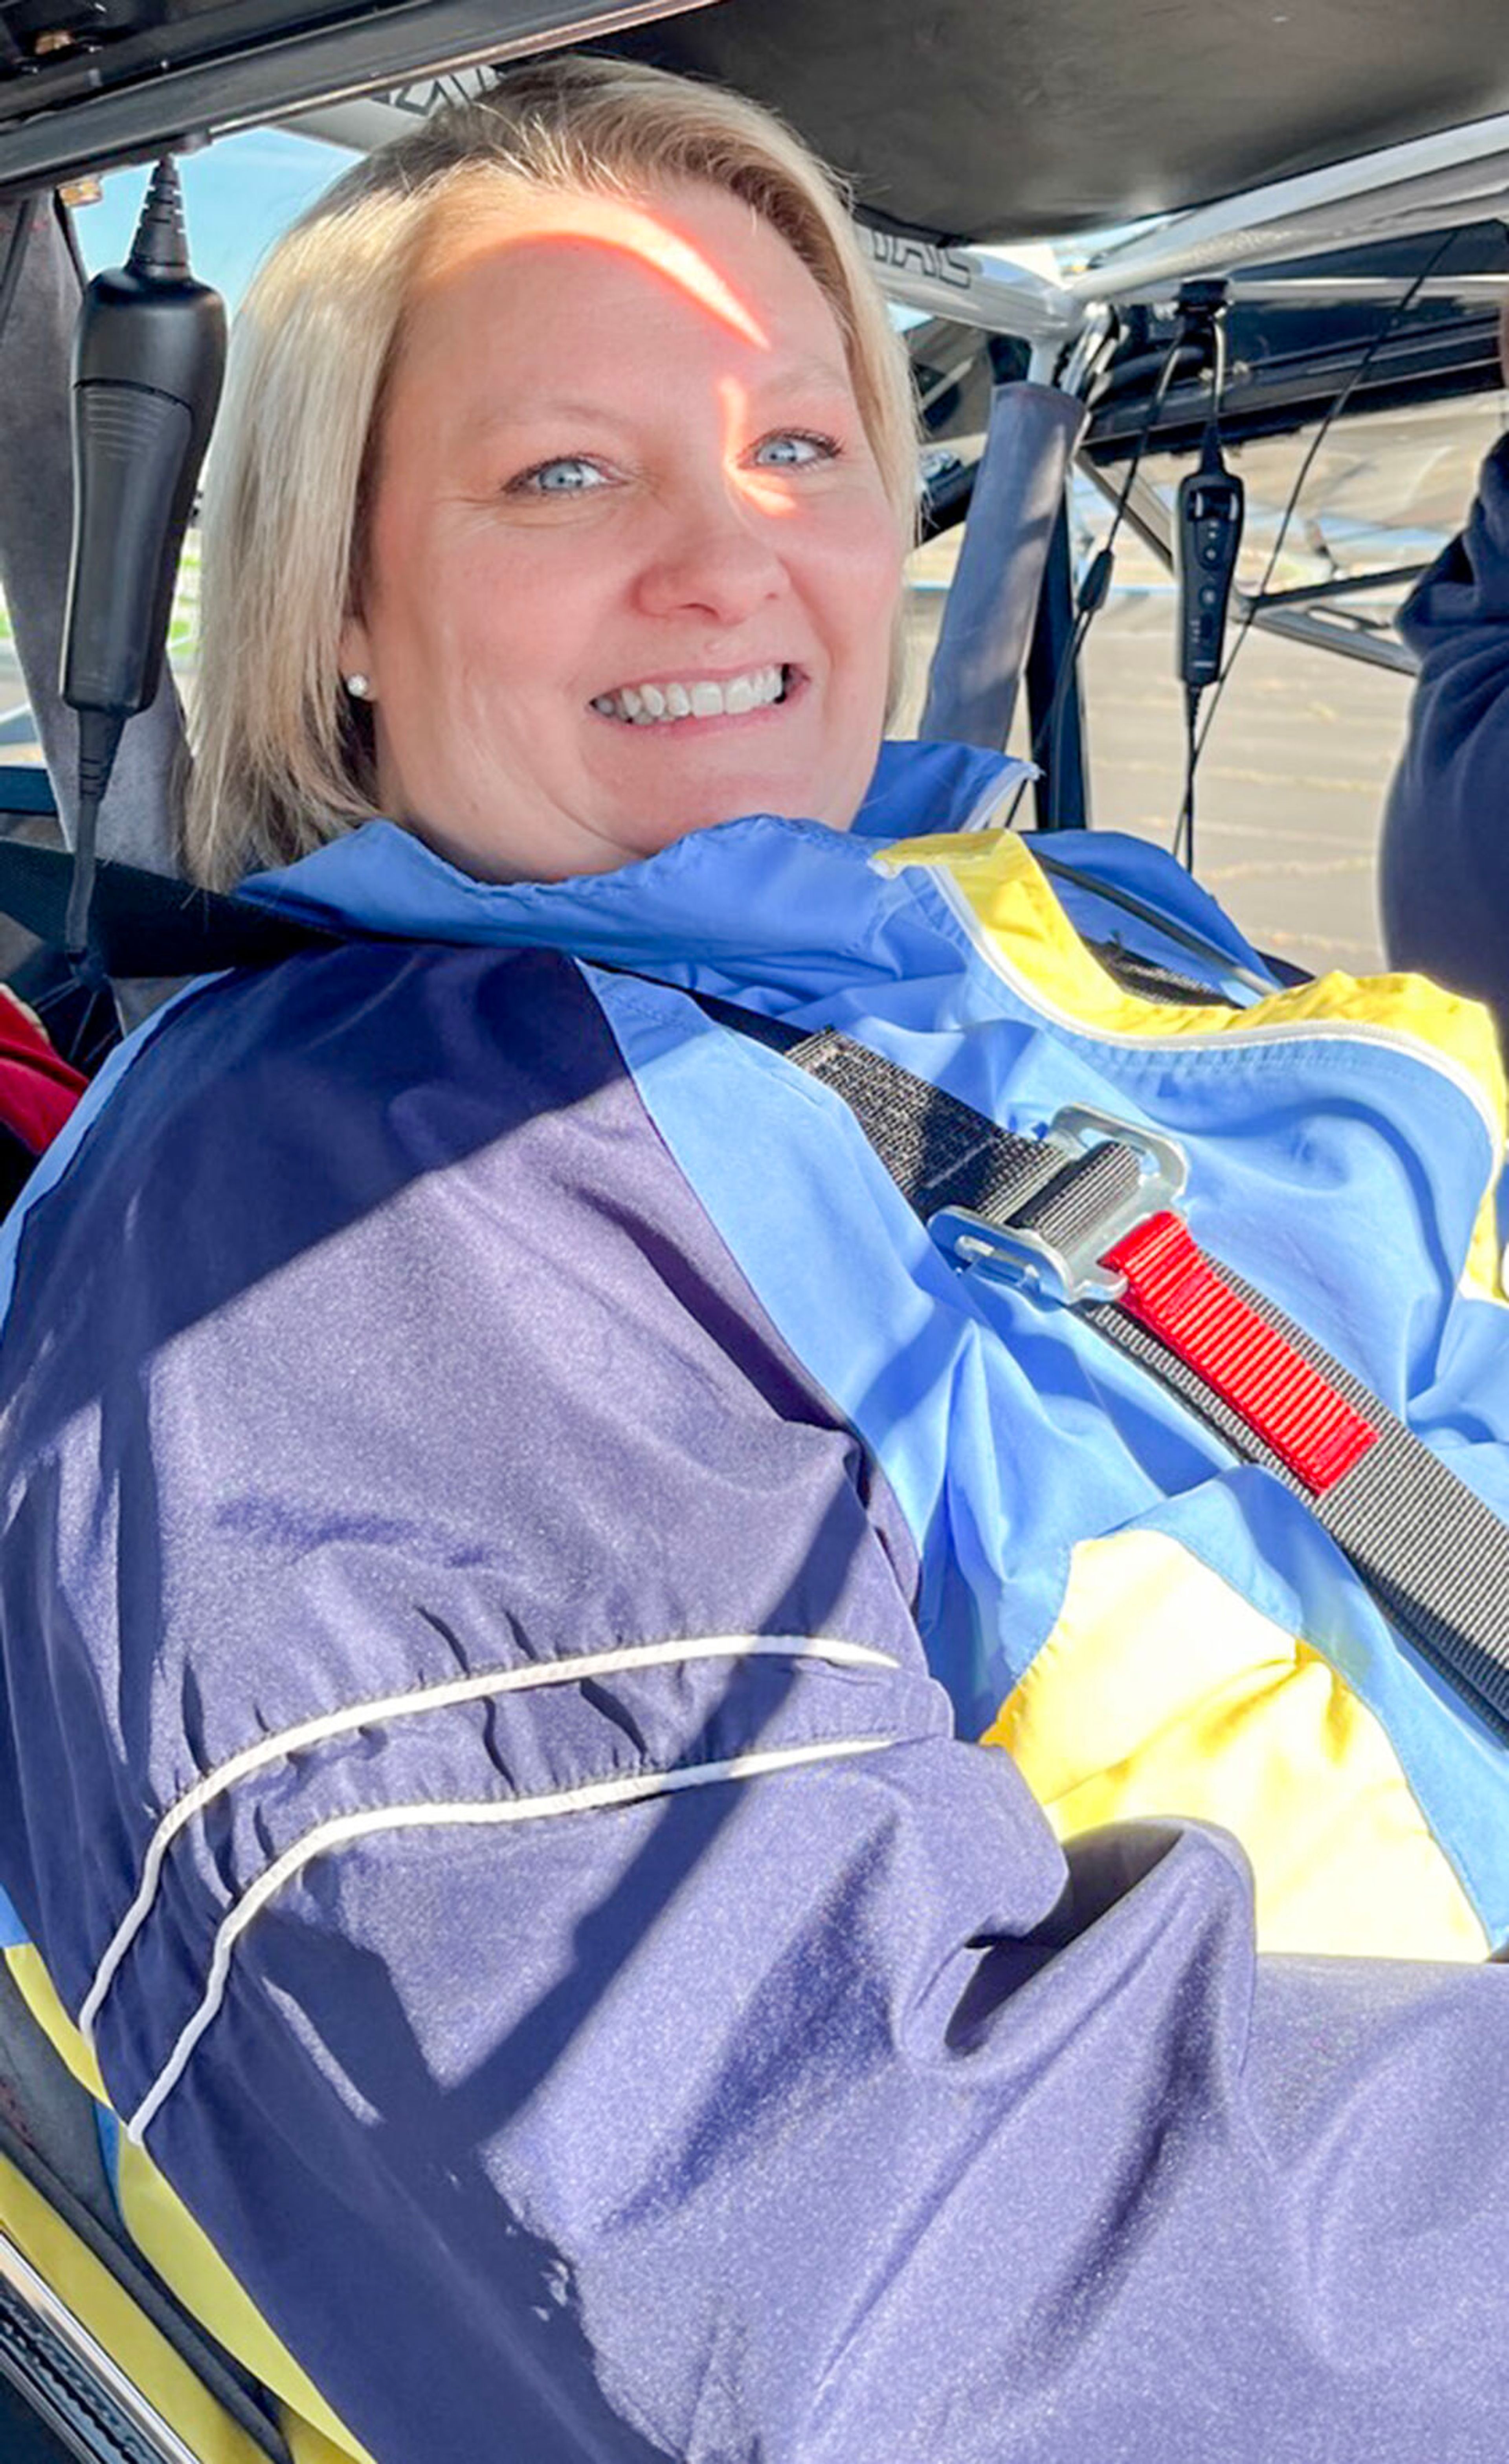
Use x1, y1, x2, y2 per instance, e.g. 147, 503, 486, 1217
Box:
1103, 1210, 1379, 1495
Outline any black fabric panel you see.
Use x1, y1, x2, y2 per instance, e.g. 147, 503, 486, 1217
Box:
606, 0, 1509, 240
8, 0, 1509, 242
0, 1123, 37, 1222
0, 2369, 74, 2464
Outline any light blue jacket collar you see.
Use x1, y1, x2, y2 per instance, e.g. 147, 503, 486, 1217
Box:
238, 740, 1023, 980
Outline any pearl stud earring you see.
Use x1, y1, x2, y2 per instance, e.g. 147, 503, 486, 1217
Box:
345, 673, 371, 700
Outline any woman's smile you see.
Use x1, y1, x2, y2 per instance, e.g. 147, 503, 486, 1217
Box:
589, 663, 794, 724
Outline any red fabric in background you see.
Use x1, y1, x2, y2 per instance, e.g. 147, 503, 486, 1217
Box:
0, 988, 86, 1156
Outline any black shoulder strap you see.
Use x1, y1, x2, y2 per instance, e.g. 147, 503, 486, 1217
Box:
0, 839, 334, 976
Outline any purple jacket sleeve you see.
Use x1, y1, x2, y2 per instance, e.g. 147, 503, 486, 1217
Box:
143, 1765, 1509, 2464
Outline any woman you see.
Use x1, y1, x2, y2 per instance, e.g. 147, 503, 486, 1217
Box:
3, 53, 1509, 2464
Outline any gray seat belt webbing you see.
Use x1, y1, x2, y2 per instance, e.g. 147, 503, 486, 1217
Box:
1089, 1275, 1509, 1731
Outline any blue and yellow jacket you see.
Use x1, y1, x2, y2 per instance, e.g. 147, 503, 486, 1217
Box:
2, 740, 1509, 2463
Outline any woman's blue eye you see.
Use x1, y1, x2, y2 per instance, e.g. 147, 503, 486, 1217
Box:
752, 431, 837, 469
514, 457, 609, 494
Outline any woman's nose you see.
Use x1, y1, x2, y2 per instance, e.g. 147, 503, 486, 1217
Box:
633, 478, 787, 625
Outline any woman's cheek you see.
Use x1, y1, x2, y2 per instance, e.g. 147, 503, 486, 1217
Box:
833, 494, 906, 593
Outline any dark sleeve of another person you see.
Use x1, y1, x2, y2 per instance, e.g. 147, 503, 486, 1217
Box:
1380, 433, 1509, 1034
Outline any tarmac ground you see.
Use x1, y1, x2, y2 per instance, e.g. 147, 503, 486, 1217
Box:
1077, 593, 1410, 978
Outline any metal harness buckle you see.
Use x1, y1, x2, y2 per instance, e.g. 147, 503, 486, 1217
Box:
929, 1103, 1188, 1306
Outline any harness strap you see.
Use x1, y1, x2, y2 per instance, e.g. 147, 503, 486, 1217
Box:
0, 837, 339, 976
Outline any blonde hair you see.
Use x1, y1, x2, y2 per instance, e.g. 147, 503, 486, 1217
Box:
185, 53, 918, 887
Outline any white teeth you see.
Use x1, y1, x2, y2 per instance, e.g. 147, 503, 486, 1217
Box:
591, 666, 788, 724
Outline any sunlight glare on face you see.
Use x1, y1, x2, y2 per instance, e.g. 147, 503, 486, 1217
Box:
340, 179, 904, 882
721, 377, 808, 521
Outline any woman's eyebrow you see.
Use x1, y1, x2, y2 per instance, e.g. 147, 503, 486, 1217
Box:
745, 353, 855, 402
474, 397, 633, 432
748, 362, 852, 406
459, 361, 855, 449
449, 397, 640, 459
